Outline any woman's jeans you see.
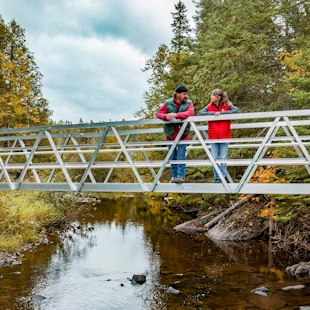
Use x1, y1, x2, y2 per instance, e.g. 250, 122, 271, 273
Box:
210, 143, 229, 179
168, 143, 187, 178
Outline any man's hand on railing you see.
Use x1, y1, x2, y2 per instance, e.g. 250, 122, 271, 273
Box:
166, 113, 177, 120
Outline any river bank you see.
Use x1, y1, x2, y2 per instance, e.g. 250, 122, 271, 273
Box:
0, 191, 101, 267
1, 192, 309, 267
165, 192, 310, 260
0, 195, 309, 309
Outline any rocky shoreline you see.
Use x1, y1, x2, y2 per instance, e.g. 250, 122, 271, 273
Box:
0, 236, 54, 268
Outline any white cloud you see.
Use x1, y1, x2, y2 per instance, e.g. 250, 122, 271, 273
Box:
35, 34, 148, 122
0, 0, 197, 123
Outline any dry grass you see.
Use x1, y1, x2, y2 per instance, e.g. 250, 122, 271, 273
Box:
0, 191, 63, 251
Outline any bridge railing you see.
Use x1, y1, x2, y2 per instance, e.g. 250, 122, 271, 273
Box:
0, 109, 310, 194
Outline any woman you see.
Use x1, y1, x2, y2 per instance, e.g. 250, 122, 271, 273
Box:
198, 89, 240, 183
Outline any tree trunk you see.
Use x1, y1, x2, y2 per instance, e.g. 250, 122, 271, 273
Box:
204, 194, 256, 230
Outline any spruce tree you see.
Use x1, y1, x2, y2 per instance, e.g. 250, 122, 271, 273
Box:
136, 1, 193, 119
170, 0, 193, 84
190, 0, 284, 112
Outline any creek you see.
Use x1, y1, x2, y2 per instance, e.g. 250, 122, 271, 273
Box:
0, 195, 309, 309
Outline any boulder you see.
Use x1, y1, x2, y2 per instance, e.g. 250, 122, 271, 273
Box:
131, 274, 146, 285
286, 262, 310, 278
295, 262, 310, 277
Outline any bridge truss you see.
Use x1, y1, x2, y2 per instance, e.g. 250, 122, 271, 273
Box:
0, 110, 310, 194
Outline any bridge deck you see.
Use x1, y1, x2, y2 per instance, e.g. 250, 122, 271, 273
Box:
0, 109, 309, 194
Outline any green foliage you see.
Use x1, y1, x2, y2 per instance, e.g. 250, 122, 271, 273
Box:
189, 0, 286, 112
272, 194, 310, 222
0, 17, 52, 128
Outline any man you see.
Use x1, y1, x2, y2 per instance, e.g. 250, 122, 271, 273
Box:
156, 85, 194, 183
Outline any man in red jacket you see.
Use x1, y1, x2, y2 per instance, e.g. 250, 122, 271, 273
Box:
156, 86, 194, 183
198, 89, 240, 183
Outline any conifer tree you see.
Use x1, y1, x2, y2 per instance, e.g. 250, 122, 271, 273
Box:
136, 1, 193, 119
170, 0, 193, 84
190, 0, 285, 112
189, 0, 310, 112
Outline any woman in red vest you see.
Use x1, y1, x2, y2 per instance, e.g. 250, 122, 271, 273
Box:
198, 89, 240, 183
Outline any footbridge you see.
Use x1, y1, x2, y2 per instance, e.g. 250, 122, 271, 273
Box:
0, 110, 310, 194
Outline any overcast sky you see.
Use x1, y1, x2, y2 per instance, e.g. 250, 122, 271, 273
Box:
0, 0, 196, 124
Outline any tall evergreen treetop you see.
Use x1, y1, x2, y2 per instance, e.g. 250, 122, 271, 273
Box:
136, 2, 193, 119
170, 1, 193, 54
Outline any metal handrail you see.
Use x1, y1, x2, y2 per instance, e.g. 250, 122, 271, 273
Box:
0, 109, 309, 194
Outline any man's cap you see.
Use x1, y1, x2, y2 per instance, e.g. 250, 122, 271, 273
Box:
175, 85, 188, 93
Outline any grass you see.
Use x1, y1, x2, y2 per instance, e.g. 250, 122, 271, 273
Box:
0, 191, 63, 251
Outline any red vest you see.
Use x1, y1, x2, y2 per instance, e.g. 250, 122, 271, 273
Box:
207, 102, 231, 139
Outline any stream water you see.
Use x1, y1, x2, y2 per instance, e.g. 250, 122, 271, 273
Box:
0, 195, 309, 310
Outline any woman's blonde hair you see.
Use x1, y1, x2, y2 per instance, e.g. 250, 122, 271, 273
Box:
212, 89, 232, 106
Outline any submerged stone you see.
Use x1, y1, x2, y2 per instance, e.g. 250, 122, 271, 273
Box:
282, 285, 305, 291
251, 287, 270, 293
167, 286, 180, 294
253, 291, 267, 297
32, 294, 46, 301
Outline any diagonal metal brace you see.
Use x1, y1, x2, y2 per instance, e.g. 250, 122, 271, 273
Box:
76, 126, 110, 191
0, 156, 15, 190
15, 131, 44, 190
190, 121, 232, 193
234, 117, 281, 193
111, 126, 149, 192
149, 121, 189, 192
45, 130, 76, 191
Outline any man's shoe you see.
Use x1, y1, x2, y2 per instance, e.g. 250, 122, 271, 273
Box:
177, 177, 185, 184
212, 178, 222, 183
171, 177, 179, 183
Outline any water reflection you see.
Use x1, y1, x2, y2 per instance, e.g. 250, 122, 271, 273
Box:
0, 196, 309, 309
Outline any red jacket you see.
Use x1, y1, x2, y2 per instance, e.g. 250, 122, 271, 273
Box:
207, 102, 231, 139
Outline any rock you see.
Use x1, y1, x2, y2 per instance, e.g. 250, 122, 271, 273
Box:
286, 263, 299, 274
281, 285, 305, 291
251, 287, 270, 293
167, 286, 180, 294
300, 307, 310, 310
253, 291, 267, 297
248, 294, 287, 309
295, 262, 310, 277
131, 274, 146, 285
32, 294, 46, 301
286, 262, 310, 278
11, 260, 22, 265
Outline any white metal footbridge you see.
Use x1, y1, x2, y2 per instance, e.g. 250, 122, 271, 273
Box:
0, 109, 310, 194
